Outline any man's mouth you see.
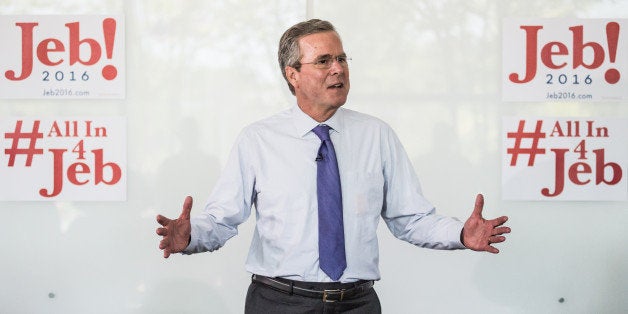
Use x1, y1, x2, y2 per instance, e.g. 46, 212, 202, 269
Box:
328, 83, 344, 89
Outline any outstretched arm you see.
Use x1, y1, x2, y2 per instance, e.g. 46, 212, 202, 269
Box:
461, 194, 511, 254
156, 196, 193, 258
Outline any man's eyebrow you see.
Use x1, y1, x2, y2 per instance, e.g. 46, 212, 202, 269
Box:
314, 54, 333, 60
314, 53, 347, 60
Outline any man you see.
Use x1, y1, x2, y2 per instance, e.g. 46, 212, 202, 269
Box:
156, 19, 510, 313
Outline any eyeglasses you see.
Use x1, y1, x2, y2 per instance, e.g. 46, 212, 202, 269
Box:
299, 55, 351, 69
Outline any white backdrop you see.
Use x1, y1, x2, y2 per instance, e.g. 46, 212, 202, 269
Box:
0, 1, 626, 313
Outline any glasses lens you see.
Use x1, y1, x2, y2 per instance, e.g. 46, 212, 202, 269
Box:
302, 56, 350, 69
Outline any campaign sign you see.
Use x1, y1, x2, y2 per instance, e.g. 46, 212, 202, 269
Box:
503, 19, 627, 101
0, 15, 124, 99
0, 117, 126, 201
502, 117, 627, 201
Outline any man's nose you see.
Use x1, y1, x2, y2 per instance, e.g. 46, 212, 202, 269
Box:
329, 58, 345, 74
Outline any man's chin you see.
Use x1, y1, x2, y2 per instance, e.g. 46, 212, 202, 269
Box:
329, 95, 348, 108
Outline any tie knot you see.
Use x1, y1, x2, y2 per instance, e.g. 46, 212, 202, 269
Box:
312, 124, 331, 141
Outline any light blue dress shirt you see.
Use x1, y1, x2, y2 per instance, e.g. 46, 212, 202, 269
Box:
184, 105, 465, 282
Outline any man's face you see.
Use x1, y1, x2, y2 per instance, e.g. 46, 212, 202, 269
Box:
288, 31, 350, 114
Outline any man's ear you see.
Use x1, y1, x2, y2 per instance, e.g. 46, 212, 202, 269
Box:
285, 66, 298, 88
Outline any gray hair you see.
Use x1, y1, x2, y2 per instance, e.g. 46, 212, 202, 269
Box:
278, 19, 337, 95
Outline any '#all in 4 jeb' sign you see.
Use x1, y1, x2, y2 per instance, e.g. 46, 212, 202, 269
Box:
0, 117, 126, 201
503, 19, 627, 101
0, 15, 124, 99
502, 117, 627, 201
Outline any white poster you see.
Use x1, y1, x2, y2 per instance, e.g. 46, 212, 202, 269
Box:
502, 117, 627, 201
0, 117, 126, 201
503, 19, 627, 102
0, 15, 125, 99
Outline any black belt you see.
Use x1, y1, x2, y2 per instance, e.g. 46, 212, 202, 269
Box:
251, 274, 374, 302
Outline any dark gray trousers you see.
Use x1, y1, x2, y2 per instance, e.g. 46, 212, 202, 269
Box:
244, 281, 382, 314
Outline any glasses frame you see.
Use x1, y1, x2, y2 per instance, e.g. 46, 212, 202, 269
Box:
297, 54, 351, 70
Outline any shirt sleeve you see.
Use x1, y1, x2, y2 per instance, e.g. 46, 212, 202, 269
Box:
182, 129, 257, 254
380, 125, 466, 250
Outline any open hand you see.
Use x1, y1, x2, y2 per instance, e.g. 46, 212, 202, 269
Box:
462, 194, 510, 254
156, 196, 193, 258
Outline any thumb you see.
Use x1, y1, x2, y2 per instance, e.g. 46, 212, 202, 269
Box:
180, 195, 193, 220
472, 193, 484, 218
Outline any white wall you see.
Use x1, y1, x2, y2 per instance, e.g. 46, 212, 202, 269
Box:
1, 1, 626, 313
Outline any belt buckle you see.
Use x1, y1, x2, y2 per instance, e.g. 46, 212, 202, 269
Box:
322, 289, 344, 302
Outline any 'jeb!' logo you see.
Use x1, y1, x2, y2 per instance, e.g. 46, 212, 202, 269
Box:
4, 18, 118, 81
509, 22, 621, 84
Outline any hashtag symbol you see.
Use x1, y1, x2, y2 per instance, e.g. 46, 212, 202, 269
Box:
507, 120, 546, 166
4, 120, 44, 167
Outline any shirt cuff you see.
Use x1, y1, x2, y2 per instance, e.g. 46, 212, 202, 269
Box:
449, 220, 466, 249
181, 224, 198, 255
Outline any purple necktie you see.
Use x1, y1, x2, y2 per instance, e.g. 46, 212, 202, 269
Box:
312, 124, 346, 281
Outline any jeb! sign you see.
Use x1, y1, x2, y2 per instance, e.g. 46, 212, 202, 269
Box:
502, 117, 627, 201
503, 19, 627, 102
0, 15, 125, 99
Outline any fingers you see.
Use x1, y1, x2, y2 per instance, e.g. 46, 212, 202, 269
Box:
493, 226, 511, 236
159, 237, 172, 258
156, 196, 194, 259
472, 193, 484, 218
485, 246, 500, 254
156, 196, 193, 227
489, 235, 506, 244
464, 194, 511, 254
180, 196, 193, 220
159, 238, 168, 249
491, 215, 509, 227
156, 214, 171, 227
156, 226, 168, 236
484, 235, 507, 254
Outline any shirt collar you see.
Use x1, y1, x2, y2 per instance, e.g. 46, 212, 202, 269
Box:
292, 105, 344, 138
